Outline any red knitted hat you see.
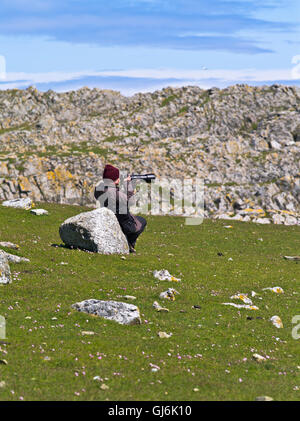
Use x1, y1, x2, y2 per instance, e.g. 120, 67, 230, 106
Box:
103, 164, 119, 181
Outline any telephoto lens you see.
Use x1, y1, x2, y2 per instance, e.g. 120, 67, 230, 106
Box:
131, 173, 156, 183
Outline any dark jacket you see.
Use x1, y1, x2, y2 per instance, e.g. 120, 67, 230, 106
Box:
94, 179, 141, 235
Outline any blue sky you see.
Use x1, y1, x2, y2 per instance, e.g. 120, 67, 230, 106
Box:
0, 0, 299, 94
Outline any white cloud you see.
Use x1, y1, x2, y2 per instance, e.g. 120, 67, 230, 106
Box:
3, 67, 296, 82
0, 67, 297, 94
89, 68, 294, 82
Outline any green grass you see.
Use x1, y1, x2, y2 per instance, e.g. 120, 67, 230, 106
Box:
161, 95, 178, 107
0, 124, 34, 136
0, 142, 111, 164
177, 106, 188, 115
0, 202, 300, 401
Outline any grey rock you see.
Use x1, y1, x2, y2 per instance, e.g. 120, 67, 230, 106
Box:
0, 242, 19, 250
0, 250, 30, 263
30, 208, 49, 215
269, 140, 281, 150
215, 214, 233, 220
0, 253, 11, 284
71, 299, 141, 325
59, 207, 129, 254
255, 396, 274, 401
284, 255, 300, 261
284, 215, 298, 226
2, 197, 32, 209
272, 213, 285, 224
231, 214, 244, 221
36, 115, 56, 131
253, 218, 271, 224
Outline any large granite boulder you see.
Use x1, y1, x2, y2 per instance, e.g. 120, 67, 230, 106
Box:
2, 198, 32, 210
0, 253, 12, 284
71, 299, 141, 325
59, 207, 129, 254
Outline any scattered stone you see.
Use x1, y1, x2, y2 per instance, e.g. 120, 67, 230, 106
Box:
192, 305, 201, 309
0, 250, 29, 263
100, 384, 109, 390
262, 287, 284, 294
0, 253, 11, 284
252, 353, 267, 363
0, 381, 6, 388
254, 218, 271, 224
71, 299, 141, 325
150, 363, 160, 372
0, 242, 19, 250
2, 198, 32, 210
230, 293, 253, 305
223, 303, 259, 310
284, 256, 300, 261
159, 288, 179, 301
153, 301, 169, 312
270, 315, 283, 328
59, 207, 129, 254
30, 209, 49, 215
255, 396, 274, 401
81, 331, 95, 336
157, 331, 172, 339
121, 295, 137, 301
0, 359, 8, 365
153, 269, 181, 282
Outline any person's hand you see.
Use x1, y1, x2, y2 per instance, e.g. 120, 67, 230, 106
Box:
125, 175, 132, 182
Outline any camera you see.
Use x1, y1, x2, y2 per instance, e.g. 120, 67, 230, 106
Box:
130, 173, 156, 183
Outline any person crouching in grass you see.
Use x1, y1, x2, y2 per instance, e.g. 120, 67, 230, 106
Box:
94, 164, 147, 253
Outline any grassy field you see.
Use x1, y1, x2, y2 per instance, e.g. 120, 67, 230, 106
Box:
0, 202, 299, 401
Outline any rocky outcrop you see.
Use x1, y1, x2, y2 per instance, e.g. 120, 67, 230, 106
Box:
71, 299, 142, 325
0, 84, 300, 223
59, 207, 129, 254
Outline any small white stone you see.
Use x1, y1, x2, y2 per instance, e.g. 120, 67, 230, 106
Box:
30, 209, 49, 216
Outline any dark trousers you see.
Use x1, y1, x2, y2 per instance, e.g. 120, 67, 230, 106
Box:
126, 216, 147, 247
